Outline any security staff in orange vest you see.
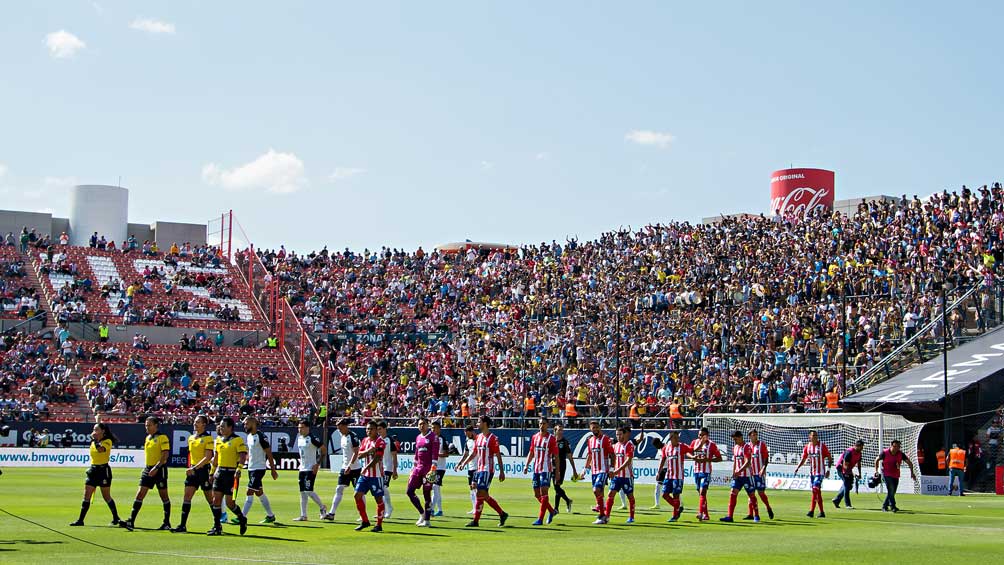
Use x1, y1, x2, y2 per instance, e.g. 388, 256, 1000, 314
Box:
524, 395, 536, 418
936, 447, 947, 474
564, 398, 578, 427
825, 388, 840, 411
669, 399, 683, 428
948, 443, 967, 496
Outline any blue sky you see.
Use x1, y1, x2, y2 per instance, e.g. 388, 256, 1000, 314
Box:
1, 1, 1003, 252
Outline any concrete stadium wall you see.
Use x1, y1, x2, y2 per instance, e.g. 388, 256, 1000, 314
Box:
0, 209, 53, 240
152, 221, 207, 247
127, 222, 155, 243
69, 185, 128, 246
69, 322, 268, 347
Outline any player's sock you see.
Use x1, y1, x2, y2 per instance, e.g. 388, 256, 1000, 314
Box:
78, 500, 90, 522
628, 496, 635, 519
537, 496, 548, 522
485, 496, 504, 516
758, 491, 772, 513
407, 490, 424, 514
382, 491, 392, 516
699, 493, 707, 516
211, 505, 222, 528
308, 492, 324, 509
471, 489, 479, 512
230, 502, 244, 520
355, 498, 368, 522
749, 496, 759, 518
605, 493, 615, 517
331, 485, 346, 513
654, 484, 661, 507
619, 491, 627, 508
594, 492, 604, 513
809, 488, 817, 512
260, 494, 274, 517
300, 493, 309, 517
432, 484, 442, 512
180, 501, 192, 527
474, 496, 485, 521
422, 485, 433, 519
130, 499, 142, 522
107, 499, 120, 521
727, 491, 738, 518
162, 501, 171, 524
243, 495, 254, 516
376, 502, 385, 526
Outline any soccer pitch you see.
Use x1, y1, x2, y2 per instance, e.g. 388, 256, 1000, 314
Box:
1, 469, 1001, 564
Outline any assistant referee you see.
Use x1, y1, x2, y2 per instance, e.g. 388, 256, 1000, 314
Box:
209, 417, 249, 536
120, 416, 171, 531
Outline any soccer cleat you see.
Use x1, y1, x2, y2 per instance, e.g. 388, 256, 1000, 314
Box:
832, 499, 840, 509
753, 516, 760, 523
625, 517, 634, 524
261, 515, 276, 524
158, 523, 172, 531
239, 516, 248, 536
845, 505, 854, 510
498, 512, 509, 527
434, 510, 443, 517
591, 505, 600, 513
416, 518, 426, 526
532, 519, 544, 526
649, 505, 660, 510
69, 520, 84, 526
767, 507, 775, 519
206, 528, 222, 536
220, 511, 228, 523
293, 516, 308, 521
383, 512, 393, 519
111, 519, 120, 526
466, 509, 476, 514
547, 509, 557, 525
891, 507, 900, 513
322, 513, 335, 522
230, 517, 241, 525
170, 525, 188, 533
354, 522, 371, 531
119, 520, 134, 531
817, 512, 826, 519
719, 516, 733, 522
566, 500, 573, 513
593, 518, 606, 525
806, 511, 814, 518
882, 507, 889, 512
464, 520, 479, 527
371, 525, 383, 533
619, 504, 627, 510
742, 515, 754, 520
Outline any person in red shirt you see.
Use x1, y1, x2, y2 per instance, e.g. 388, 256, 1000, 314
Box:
832, 439, 865, 509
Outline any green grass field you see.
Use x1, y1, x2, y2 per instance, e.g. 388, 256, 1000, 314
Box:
0, 468, 1001, 564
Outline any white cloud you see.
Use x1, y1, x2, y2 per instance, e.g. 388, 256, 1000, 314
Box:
328, 167, 366, 182
0, 163, 7, 178
129, 18, 176, 35
202, 149, 307, 194
625, 129, 675, 149
480, 160, 494, 170
91, 2, 103, 14
43, 176, 78, 189
535, 152, 549, 161
45, 30, 86, 59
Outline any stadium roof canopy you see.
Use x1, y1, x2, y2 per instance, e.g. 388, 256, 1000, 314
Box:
843, 327, 1004, 409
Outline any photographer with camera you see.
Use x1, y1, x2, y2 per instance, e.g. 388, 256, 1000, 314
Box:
874, 439, 917, 512
832, 440, 865, 509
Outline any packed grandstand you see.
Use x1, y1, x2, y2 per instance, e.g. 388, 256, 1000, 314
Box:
3, 183, 1003, 439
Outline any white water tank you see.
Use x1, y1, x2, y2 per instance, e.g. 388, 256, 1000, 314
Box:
69, 185, 128, 246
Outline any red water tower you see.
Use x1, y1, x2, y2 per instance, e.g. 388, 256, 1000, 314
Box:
770, 168, 835, 217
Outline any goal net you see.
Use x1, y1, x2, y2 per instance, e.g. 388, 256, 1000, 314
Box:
702, 413, 924, 493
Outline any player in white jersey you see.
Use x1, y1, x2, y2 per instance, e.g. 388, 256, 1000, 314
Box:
430, 420, 450, 516
239, 417, 278, 524
323, 418, 361, 521
377, 421, 398, 519
293, 420, 327, 521
463, 425, 478, 514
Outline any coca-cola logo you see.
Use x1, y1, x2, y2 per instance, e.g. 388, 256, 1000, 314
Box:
771, 186, 830, 217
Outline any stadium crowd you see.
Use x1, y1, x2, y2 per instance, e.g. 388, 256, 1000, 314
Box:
0, 332, 77, 422
242, 184, 1004, 426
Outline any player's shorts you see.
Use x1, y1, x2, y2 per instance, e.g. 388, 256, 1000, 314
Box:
139, 465, 168, 490
730, 476, 754, 493
432, 469, 446, 486
407, 468, 430, 491
591, 472, 608, 490
661, 478, 684, 496
85, 464, 112, 487
298, 470, 317, 492
184, 467, 212, 491
810, 474, 824, 488
247, 469, 268, 491
338, 468, 361, 487
610, 476, 634, 495
212, 468, 238, 496
355, 475, 385, 498
532, 472, 551, 489
473, 470, 494, 491
694, 472, 711, 491
751, 475, 767, 491
467, 470, 476, 487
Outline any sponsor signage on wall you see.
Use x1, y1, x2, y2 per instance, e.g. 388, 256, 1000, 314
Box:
770, 168, 835, 218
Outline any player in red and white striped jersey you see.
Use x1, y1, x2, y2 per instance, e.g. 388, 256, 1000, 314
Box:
746, 430, 774, 519
657, 430, 692, 522
689, 427, 722, 520
605, 426, 636, 524
523, 417, 559, 526
721, 430, 758, 523
794, 430, 833, 518
456, 416, 509, 528
583, 421, 615, 524
347, 422, 386, 532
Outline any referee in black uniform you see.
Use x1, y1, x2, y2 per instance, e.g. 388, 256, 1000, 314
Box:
552, 424, 578, 513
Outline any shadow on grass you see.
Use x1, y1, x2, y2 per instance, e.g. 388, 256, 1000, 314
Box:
378, 530, 449, 537
226, 532, 306, 542
0, 540, 66, 545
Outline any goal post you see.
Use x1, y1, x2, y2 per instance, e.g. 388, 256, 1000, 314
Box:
702, 413, 924, 493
